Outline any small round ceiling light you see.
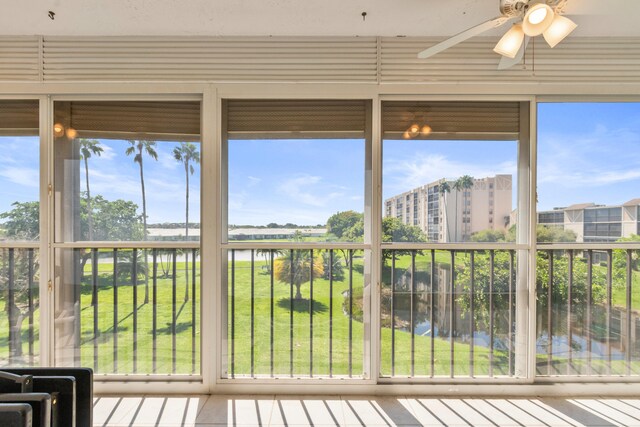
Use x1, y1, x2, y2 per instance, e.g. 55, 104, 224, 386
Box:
53, 123, 64, 137
523, 3, 554, 37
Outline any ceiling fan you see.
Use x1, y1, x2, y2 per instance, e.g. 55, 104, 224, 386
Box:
417, 0, 577, 70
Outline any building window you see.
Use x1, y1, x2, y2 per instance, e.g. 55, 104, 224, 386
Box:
537, 102, 640, 376
380, 100, 523, 378
223, 99, 370, 378
0, 100, 40, 367
52, 100, 202, 375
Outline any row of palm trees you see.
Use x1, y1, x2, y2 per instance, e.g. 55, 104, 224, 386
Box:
79, 138, 200, 301
437, 175, 474, 242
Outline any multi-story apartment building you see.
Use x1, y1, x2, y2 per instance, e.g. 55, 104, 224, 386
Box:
537, 199, 640, 242
384, 174, 512, 242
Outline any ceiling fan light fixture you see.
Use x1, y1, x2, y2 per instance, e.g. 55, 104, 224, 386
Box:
493, 24, 525, 58
522, 3, 554, 36
543, 14, 578, 47
420, 125, 432, 137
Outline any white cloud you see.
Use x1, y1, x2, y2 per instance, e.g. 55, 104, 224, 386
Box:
88, 169, 141, 197
247, 176, 261, 187
157, 151, 180, 171
278, 174, 344, 207
384, 154, 516, 195
98, 144, 116, 160
0, 167, 39, 188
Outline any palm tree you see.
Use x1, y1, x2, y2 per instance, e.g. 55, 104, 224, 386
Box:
173, 142, 200, 301
256, 248, 285, 274
274, 250, 323, 301
438, 179, 451, 242
452, 178, 463, 242
78, 139, 103, 241
458, 175, 474, 241
125, 140, 158, 303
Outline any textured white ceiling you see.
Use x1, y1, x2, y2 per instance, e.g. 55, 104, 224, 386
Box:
4, 0, 639, 37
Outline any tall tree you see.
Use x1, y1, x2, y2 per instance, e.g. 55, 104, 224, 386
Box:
173, 142, 200, 301
326, 210, 364, 266
438, 179, 451, 242
125, 140, 158, 303
452, 178, 463, 242
78, 139, 103, 241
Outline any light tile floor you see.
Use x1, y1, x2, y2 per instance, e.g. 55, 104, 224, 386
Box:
93, 395, 640, 426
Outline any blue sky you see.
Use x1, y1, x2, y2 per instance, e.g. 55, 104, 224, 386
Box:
0, 137, 201, 224
537, 103, 640, 211
0, 102, 639, 227
229, 139, 364, 226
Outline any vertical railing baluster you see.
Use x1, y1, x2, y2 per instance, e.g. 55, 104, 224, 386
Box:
192, 248, 197, 374
28, 249, 34, 363
606, 249, 613, 375
309, 249, 314, 377
567, 250, 573, 375
152, 249, 158, 374
509, 250, 514, 376
348, 249, 354, 378
450, 250, 455, 378
391, 251, 396, 377
92, 248, 99, 373
586, 250, 593, 375
626, 249, 632, 376
113, 249, 118, 373
410, 250, 416, 377
132, 248, 138, 373
73, 247, 81, 364
290, 249, 294, 378
547, 250, 553, 374
172, 249, 177, 374
329, 249, 334, 378
489, 250, 494, 378
8, 248, 14, 362
430, 250, 435, 377
469, 251, 475, 377
230, 250, 235, 378
250, 249, 255, 378
270, 250, 275, 378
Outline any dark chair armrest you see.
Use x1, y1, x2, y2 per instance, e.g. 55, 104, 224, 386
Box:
2, 368, 92, 427
0, 403, 33, 427
0, 392, 52, 427
0, 371, 33, 393
32, 377, 75, 427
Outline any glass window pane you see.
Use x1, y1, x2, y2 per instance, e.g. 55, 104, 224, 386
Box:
537, 103, 640, 244
382, 101, 519, 243
224, 100, 369, 379
53, 101, 201, 242
52, 101, 201, 376
226, 100, 367, 243
0, 100, 40, 367
536, 103, 640, 377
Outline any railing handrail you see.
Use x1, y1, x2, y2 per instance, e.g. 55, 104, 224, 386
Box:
223, 242, 369, 250
382, 242, 527, 250
52, 241, 200, 249
0, 242, 40, 249
536, 242, 640, 250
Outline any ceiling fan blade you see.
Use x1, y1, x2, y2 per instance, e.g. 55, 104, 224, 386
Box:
417, 16, 514, 59
497, 36, 530, 70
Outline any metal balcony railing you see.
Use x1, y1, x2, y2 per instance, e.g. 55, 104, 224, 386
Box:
0, 246, 39, 367
381, 248, 518, 379
536, 246, 640, 377
225, 247, 366, 379
54, 246, 200, 376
